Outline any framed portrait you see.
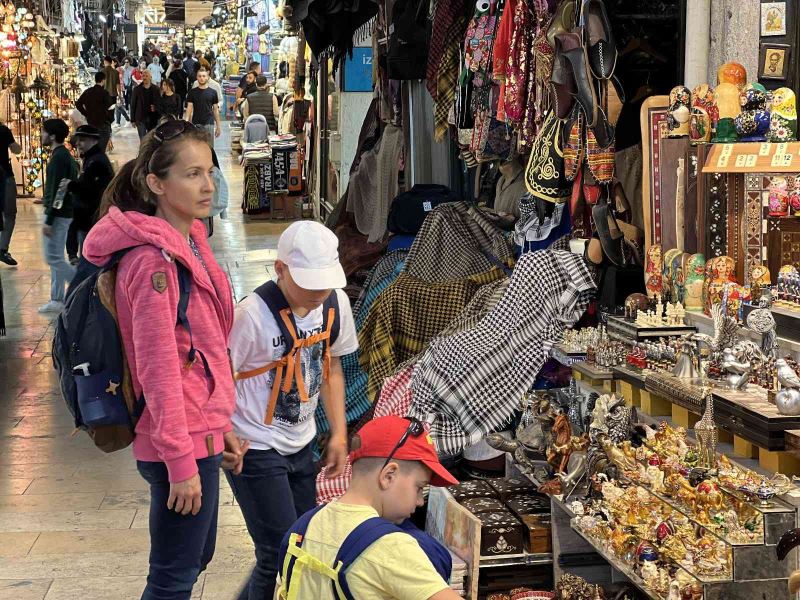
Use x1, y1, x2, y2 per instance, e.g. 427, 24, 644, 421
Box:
761, 2, 787, 36
760, 43, 791, 79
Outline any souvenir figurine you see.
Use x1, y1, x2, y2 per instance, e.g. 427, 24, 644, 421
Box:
790, 189, 800, 215
735, 86, 771, 142
705, 256, 736, 315
685, 253, 706, 311
645, 245, 663, 299
712, 83, 741, 142
769, 87, 798, 142
663, 248, 682, 302
717, 61, 747, 90
667, 86, 692, 137
769, 176, 790, 217
692, 83, 719, 124
749, 263, 771, 301
690, 107, 712, 144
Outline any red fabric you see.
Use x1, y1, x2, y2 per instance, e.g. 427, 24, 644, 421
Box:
83, 208, 235, 483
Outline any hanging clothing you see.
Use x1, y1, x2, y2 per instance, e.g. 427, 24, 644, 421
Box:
503, 0, 532, 125
402, 202, 514, 284
408, 251, 596, 456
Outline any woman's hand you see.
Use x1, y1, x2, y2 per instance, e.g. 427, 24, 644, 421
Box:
167, 473, 202, 515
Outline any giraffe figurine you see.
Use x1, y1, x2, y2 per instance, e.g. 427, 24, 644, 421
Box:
695, 386, 718, 469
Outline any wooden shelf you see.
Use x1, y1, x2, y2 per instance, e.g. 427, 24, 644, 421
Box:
702, 141, 800, 173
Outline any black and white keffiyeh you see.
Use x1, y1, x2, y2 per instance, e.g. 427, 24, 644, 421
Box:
408, 250, 596, 455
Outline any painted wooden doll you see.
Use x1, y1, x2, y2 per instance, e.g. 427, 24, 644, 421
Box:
645, 244, 663, 299
685, 253, 706, 311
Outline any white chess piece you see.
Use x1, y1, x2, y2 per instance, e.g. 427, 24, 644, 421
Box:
676, 303, 686, 325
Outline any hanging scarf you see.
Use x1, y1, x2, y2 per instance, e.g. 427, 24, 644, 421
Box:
503, 0, 532, 124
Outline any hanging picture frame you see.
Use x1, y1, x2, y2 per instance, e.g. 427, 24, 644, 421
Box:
761, 2, 787, 37
759, 43, 792, 80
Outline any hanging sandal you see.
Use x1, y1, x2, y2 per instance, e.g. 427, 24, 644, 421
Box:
592, 195, 625, 266
562, 108, 584, 181
580, 0, 617, 80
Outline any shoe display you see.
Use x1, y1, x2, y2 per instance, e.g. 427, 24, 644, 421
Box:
555, 32, 599, 127
0, 250, 17, 266
38, 300, 65, 313
551, 42, 577, 119
581, 0, 617, 80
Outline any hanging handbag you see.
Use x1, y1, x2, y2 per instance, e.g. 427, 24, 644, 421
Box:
525, 111, 571, 202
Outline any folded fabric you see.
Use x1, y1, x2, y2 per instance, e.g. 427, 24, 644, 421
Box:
409, 251, 596, 455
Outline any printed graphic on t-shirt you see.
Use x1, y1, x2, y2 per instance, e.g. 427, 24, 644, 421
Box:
272, 326, 324, 425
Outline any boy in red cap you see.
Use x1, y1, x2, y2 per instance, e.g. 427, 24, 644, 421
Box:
276, 415, 462, 600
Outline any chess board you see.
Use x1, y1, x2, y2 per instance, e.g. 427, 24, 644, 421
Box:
766, 216, 800, 281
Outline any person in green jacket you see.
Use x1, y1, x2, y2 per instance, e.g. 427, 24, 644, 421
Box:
39, 119, 79, 313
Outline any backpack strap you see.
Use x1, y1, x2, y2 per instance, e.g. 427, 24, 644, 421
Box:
396, 519, 453, 582
332, 517, 404, 600
319, 290, 340, 382
278, 504, 328, 600
175, 261, 211, 378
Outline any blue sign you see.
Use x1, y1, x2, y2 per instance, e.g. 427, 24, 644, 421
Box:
343, 47, 373, 92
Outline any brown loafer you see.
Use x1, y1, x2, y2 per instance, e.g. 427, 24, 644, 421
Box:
556, 31, 599, 127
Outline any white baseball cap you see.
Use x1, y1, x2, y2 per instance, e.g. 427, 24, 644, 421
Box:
276, 221, 347, 290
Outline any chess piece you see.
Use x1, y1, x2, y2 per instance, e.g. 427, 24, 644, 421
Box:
655, 299, 663, 324
713, 83, 741, 142
769, 87, 798, 142
685, 253, 706, 312
717, 61, 747, 90
666, 302, 677, 325
667, 86, 692, 137
769, 176, 790, 217
676, 303, 686, 325
645, 244, 663, 299
735, 85, 771, 142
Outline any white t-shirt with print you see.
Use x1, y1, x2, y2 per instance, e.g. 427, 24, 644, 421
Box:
229, 288, 358, 455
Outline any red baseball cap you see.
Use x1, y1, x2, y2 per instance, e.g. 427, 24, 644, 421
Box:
350, 416, 459, 487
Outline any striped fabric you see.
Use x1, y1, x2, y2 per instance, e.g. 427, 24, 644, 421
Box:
427, 0, 465, 99
586, 126, 615, 183
434, 16, 467, 141
563, 111, 584, 181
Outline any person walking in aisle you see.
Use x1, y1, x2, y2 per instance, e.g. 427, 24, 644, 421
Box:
102, 55, 121, 108
148, 55, 164, 86
38, 119, 78, 313
0, 120, 21, 266
75, 71, 114, 152
227, 220, 356, 599
190, 69, 223, 111
157, 79, 182, 120
185, 68, 221, 145
130, 70, 161, 140
169, 58, 189, 118
241, 75, 279, 133
82, 120, 245, 600
63, 125, 114, 265
183, 50, 198, 87
122, 57, 135, 110
236, 61, 261, 105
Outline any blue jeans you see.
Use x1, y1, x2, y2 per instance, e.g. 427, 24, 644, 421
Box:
43, 217, 75, 302
226, 444, 316, 600
137, 454, 222, 600
0, 176, 15, 251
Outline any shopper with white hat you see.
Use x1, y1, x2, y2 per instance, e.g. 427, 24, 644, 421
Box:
226, 220, 357, 600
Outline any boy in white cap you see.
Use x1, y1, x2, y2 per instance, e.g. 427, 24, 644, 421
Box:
227, 221, 358, 600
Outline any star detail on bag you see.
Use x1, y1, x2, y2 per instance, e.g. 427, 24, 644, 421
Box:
152, 272, 168, 294
106, 380, 120, 396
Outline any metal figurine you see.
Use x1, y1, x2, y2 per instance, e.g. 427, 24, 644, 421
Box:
695, 388, 718, 469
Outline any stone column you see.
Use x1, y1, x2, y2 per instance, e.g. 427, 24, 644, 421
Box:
708, 0, 760, 83
684, 0, 711, 88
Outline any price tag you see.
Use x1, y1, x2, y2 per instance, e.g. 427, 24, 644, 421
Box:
772, 153, 785, 167
720, 144, 734, 156
759, 143, 772, 156
785, 154, 794, 167
776, 143, 789, 156
718, 154, 730, 168
735, 154, 747, 167
745, 155, 758, 167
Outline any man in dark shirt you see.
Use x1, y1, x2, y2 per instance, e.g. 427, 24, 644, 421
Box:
64, 125, 114, 264
75, 72, 114, 152
185, 68, 221, 146
0, 122, 21, 265
101, 55, 120, 105
236, 61, 261, 104
169, 58, 189, 117
130, 69, 161, 139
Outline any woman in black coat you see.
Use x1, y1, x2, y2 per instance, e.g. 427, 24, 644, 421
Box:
129, 70, 161, 139
157, 80, 182, 120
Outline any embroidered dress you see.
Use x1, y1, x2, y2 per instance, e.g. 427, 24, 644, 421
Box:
409, 250, 596, 456
503, 0, 531, 125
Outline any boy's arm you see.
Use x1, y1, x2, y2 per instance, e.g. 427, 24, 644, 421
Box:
427, 591, 462, 600
320, 355, 347, 477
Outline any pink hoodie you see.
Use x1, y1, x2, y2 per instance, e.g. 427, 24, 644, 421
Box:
83, 207, 235, 483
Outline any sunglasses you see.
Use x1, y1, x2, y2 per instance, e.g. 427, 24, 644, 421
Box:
147, 120, 201, 173
382, 417, 425, 470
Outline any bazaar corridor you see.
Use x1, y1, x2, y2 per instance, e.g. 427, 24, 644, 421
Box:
0, 124, 278, 599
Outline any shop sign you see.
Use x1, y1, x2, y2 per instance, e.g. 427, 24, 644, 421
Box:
343, 47, 373, 92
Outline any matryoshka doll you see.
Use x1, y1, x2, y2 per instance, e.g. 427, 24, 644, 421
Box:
712, 83, 741, 142
705, 256, 737, 315
749, 263, 771, 302
717, 61, 748, 90
645, 245, 663, 299
667, 86, 692, 137
691, 84, 716, 145
735, 84, 771, 142
769, 87, 798, 142
663, 248, 682, 302
769, 176, 790, 217
685, 253, 706, 311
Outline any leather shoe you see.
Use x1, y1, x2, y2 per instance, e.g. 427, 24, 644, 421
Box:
581, 0, 617, 79
556, 31, 599, 127
551, 45, 576, 119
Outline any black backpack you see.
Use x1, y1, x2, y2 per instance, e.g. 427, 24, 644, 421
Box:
387, 184, 461, 235
53, 249, 197, 453
386, 0, 430, 80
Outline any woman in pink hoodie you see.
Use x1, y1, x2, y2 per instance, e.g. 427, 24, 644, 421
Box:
82, 121, 246, 600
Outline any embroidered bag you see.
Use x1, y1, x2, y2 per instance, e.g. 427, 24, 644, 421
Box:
525, 111, 571, 202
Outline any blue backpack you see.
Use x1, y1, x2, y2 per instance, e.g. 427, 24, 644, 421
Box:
52, 249, 202, 453
277, 504, 452, 600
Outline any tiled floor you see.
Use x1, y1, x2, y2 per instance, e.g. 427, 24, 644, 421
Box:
0, 122, 291, 598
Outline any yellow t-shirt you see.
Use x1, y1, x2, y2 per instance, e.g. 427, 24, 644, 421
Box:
278, 501, 449, 600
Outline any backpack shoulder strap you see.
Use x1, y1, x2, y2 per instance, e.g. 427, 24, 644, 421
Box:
255, 280, 298, 356
174, 260, 211, 378
321, 290, 340, 349
278, 504, 327, 599
333, 517, 403, 600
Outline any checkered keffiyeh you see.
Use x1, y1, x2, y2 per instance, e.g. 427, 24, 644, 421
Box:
316, 364, 415, 504
352, 250, 409, 317
358, 269, 506, 402
408, 251, 596, 456
403, 202, 515, 283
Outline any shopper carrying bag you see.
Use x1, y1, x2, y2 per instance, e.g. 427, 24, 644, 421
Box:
81, 120, 245, 600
